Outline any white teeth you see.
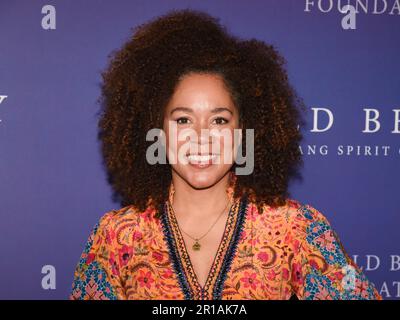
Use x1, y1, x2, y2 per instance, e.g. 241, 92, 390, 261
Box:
186, 154, 217, 162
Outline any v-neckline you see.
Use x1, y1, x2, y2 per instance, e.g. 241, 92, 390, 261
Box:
168, 199, 235, 294
160, 195, 249, 300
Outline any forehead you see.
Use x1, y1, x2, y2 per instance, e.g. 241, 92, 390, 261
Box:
165, 73, 235, 112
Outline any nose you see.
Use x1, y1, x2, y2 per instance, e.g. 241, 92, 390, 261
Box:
191, 122, 213, 152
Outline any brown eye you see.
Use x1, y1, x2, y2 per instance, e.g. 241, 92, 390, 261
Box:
213, 117, 228, 125
176, 117, 190, 125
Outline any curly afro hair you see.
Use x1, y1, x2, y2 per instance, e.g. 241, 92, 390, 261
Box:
97, 8, 306, 218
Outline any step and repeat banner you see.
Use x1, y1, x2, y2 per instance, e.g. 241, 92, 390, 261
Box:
0, 0, 399, 299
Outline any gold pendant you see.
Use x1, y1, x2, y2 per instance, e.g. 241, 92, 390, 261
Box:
192, 240, 201, 251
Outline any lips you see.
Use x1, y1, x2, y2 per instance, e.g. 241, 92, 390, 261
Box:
183, 153, 220, 168
186, 154, 218, 163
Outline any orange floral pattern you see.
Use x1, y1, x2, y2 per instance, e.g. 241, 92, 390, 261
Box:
70, 179, 382, 300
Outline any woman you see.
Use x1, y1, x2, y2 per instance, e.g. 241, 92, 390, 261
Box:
70, 9, 381, 300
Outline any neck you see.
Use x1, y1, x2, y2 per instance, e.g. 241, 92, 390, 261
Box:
170, 173, 232, 222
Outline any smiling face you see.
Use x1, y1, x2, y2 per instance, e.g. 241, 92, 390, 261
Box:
163, 72, 241, 189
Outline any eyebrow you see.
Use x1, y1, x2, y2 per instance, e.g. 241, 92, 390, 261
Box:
169, 107, 233, 116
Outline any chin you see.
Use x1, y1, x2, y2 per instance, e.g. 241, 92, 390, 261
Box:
174, 166, 229, 190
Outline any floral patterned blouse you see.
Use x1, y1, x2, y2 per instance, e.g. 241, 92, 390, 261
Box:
69, 178, 382, 300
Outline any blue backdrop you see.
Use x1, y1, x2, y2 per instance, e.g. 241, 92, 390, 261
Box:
0, 0, 399, 299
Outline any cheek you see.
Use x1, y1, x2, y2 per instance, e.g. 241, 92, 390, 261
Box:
164, 130, 192, 165
163, 119, 180, 152
211, 131, 237, 163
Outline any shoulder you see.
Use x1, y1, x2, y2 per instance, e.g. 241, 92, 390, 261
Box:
97, 204, 156, 228
282, 199, 350, 267
90, 204, 157, 248
255, 198, 333, 241
281, 198, 337, 242
259, 197, 331, 225
259, 198, 338, 250
277, 198, 334, 231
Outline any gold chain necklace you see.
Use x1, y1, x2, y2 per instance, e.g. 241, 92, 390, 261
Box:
169, 197, 232, 251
